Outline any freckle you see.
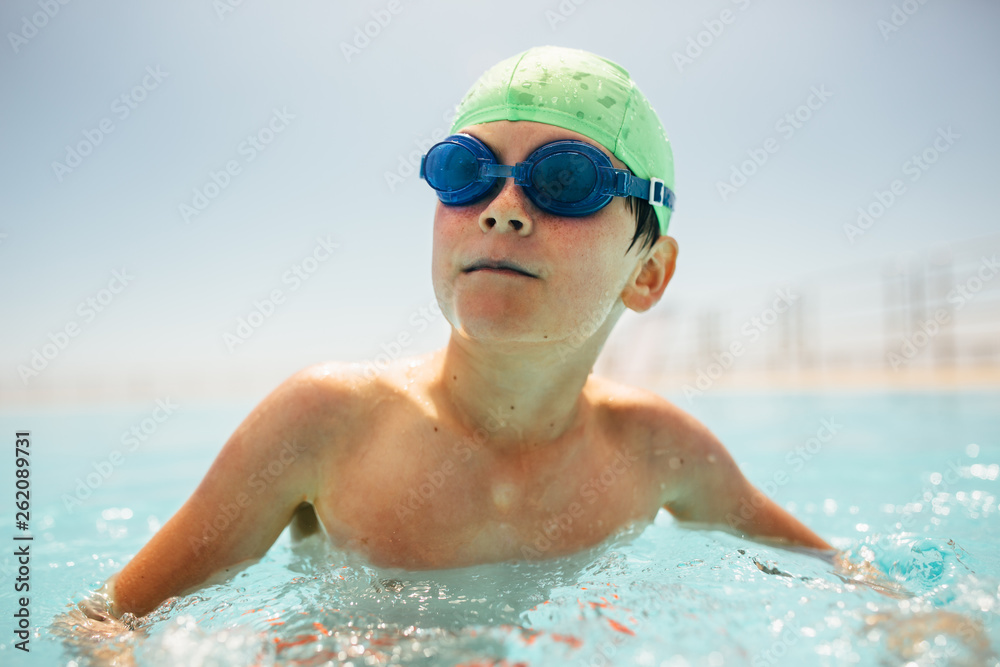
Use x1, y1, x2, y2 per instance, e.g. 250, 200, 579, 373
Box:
669, 457, 681, 470
453, 375, 457, 380
434, 427, 438, 432
707, 454, 717, 463
510, 406, 514, 410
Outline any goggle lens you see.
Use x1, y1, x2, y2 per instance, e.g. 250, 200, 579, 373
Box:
530, 153, 597, 204
423, 143, 478, 192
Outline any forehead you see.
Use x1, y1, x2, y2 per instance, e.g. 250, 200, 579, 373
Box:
456, 120, 628, 171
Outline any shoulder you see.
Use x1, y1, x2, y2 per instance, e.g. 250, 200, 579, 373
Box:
586, 375, 699, 444
262, 362, 357, 417
587, 376, 739, 498
266, 358, 421, 433
246, 361, 379, 449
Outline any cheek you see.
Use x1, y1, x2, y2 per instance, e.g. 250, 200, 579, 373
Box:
430, 205, 471, 306
573, 249, 625, 307
431, 204, 459, 262
545, 229, 627, 320
571, 212, 637, 308
432, 202, 476, 242
562, 208, 633, 283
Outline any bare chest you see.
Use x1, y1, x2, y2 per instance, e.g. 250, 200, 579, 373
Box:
312, 398, 659, 570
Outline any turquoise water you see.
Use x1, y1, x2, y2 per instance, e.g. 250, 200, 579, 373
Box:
1, 390, 998, 666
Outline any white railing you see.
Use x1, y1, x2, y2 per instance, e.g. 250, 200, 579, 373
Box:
596, 233, 1000, 392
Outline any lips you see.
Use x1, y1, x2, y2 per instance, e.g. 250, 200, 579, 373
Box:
463, 259, 537, 278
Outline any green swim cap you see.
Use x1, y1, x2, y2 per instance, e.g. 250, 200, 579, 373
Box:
449, 45, 675, 235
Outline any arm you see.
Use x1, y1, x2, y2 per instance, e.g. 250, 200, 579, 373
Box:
645, 401, 916, 596
654, 405, 833, 552
103, 367, 335, 617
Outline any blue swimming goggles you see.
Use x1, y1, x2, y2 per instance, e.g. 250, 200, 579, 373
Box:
419, 133, 675, 217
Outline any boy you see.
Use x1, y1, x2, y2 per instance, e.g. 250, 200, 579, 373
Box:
87, 45, 833, 622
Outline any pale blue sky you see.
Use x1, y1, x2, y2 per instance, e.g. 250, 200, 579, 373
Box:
2, 0, 998, 402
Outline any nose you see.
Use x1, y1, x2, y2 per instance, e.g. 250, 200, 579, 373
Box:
478, 178, 535, 235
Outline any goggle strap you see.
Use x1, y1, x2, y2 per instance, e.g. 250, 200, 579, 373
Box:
620, 172, 676, 210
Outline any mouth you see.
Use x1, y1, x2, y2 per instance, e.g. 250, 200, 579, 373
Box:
463, 259, 537, 278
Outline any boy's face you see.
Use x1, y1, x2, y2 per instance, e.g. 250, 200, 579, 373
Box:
431, 120, 654, 347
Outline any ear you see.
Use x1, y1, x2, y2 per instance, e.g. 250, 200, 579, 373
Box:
621, 236, 678, 313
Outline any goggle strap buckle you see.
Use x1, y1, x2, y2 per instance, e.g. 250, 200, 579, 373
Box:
648, 177, 665, 206
647, 177, 675, 210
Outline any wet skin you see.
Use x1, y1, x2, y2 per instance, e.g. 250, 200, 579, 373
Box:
104, 121, 833, 618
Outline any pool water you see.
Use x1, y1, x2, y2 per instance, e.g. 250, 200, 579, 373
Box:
1, 390, 998, 666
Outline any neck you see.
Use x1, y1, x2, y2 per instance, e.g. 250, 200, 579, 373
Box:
426, 323, 614, 453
